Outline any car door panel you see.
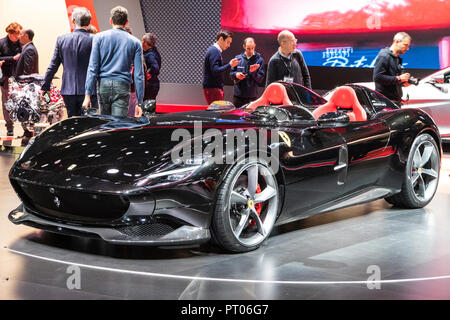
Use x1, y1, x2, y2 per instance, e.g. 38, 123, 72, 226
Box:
277, 125, 347, 222
338, 120, 391, 195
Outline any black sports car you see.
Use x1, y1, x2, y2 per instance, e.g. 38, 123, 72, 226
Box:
8, 82, 442, 252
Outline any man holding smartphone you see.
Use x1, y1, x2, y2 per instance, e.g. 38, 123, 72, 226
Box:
373, 32, 412, 106
230, 37, 265, 108
202, 30, 240, 105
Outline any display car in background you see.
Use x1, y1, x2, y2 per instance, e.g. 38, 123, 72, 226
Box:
8, 82, 441, 252
356, 67, 450, 141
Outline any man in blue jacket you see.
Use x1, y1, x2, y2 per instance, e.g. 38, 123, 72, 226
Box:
142, 32, 161, 101
83, 6, 144, 117
202, 30, 240, 105
41, 7, 93, 117
230, 38, 264, 107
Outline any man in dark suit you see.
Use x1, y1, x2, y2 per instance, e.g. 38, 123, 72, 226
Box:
14, 29, 38, 77
14, 29, 38, 140
42, 7, 93, 117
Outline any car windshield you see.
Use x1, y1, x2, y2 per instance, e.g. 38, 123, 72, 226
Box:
287, 84, 327, 108
363, 88, 400, 112
422, 67, 450, 83
324, 86, 399, 114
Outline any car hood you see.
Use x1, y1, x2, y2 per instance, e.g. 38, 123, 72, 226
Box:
11, 110, 282, 189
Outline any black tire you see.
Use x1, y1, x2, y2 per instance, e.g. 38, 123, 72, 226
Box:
211, 159, 280, 253
385, 133, 440, 208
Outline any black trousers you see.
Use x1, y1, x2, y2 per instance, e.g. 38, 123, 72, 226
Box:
62, 95, 84, 117
233, 96, 256, 108
1, 81, 13, 131
144, 84, 160, 101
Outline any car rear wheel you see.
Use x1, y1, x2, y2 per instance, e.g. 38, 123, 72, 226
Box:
211, 159, 280, 252
386, 133, 440, 208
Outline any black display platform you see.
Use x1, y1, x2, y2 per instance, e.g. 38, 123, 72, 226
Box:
1, 152, 450, 299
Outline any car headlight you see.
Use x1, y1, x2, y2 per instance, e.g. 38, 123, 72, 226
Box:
147, 165, 201, 181
136, 162, 202, 187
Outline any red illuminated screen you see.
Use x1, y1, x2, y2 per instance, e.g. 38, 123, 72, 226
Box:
221, 0, 450, 34
65, 0, 100, 32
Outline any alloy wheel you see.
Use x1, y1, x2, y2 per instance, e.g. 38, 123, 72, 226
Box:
227, 162, 279, 247
410, 140, 439, 202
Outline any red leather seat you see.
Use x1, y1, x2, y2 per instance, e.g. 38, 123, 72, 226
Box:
245, 83, 293, 112
312, 86, 367, 122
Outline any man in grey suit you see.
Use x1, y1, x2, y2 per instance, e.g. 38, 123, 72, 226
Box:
41, 7, 93, 117
14, 29, 38, 77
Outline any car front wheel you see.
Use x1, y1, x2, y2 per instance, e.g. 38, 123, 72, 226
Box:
211, 159, 280, 252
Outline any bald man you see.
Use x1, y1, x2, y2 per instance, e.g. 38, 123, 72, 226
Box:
266, 30, 311, 89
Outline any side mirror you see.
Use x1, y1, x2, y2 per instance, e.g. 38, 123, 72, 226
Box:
317, 112, 350, 124
427, 75, 448, 93
429, 74, 445, 84
142, 99, 156, 118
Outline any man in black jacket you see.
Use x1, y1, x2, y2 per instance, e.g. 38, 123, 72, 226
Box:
0, 22, 22, 136
14, 29, 39, 77
266, 30, 311, 89
373, 32, 411, 106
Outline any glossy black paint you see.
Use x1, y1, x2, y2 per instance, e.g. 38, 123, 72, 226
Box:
8, 83, 442, 246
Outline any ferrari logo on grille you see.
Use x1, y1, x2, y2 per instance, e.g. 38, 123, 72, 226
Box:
53, 196, 61, 208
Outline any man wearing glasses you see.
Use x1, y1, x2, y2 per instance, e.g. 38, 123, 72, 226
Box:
266, 30, 311, 89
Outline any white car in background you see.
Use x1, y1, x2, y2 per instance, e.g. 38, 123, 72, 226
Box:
356, 67, 450, 141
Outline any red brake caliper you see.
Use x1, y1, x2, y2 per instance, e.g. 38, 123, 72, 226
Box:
250, 184, 262, 226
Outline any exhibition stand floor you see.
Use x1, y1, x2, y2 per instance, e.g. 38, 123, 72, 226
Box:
1, 145, 450, 299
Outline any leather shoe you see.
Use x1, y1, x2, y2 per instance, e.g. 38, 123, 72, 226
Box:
20, 130, 33, 138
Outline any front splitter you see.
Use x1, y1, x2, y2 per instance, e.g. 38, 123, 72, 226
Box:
8, 204, 210, 247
